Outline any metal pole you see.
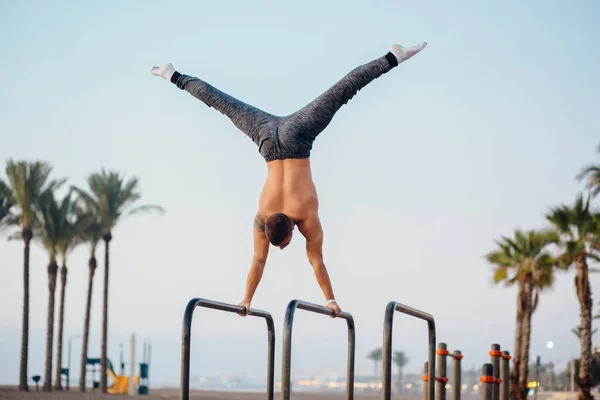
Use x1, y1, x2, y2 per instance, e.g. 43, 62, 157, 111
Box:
181, 300, 195, 400
129, 333, 136, 395
570, 356, 575, 392
490, 344, 501, 400
67, 338, 72, 391
533, 356, 540, 400
423, 362, 429, 400
281, 299, 354, 400
481, 364, 493, 400
120, 343, 124, 376
144, 339, 152, 390
500, 351, 510, 400
382, 301, 436, 400
149, 341, 152, 385
66, 335, 81, 391
436, 343, 448, 400
451, 351, 462, 400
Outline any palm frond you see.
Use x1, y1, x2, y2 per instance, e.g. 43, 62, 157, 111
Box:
0, 177, 16, 232
588, 254, 600, 264
576, 158, 600, 197
123, 204, 165, 217
393, 351, 409, 368
33, 189, 76, 260
56, 192, 89, 260
546, 205, 573, 236
4, 159, 64, 228
546, 193, 600, 272
492, 266, 510, 284
78, 168, 164, 233
70, 186, 100, 213
488, 229, 560, 300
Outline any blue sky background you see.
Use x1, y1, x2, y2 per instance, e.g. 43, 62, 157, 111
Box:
1, 0, 599, 389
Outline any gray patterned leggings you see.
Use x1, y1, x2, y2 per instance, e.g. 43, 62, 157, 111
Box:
171, 52, 398, 162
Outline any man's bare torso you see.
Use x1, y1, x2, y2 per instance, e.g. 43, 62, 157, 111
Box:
256, 158, 318, 230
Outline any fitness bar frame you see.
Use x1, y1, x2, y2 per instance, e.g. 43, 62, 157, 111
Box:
281, 299, 355, 400
180, 298, 275, 400
382, 301, 436, 400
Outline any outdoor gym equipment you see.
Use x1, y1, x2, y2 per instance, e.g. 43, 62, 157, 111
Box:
382, 301, 436, 400
178, 296, 511, 400
422, 343, 511, 400
180, 298, 275, 400
281, 300, 355, 400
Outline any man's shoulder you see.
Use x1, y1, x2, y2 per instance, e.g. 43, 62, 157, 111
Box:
297, 212, 322, 238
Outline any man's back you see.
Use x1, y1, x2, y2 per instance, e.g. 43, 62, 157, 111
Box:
258, 159, 318, 226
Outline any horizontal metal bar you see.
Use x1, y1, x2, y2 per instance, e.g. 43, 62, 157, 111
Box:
189, 298, 271, 319
295, 300, 354, 322
392, 302, 435, 322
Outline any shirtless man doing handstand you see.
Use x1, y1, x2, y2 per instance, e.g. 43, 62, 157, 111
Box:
152, 41, 427, 317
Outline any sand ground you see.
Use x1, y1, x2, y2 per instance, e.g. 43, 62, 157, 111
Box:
0, 386, 485, 400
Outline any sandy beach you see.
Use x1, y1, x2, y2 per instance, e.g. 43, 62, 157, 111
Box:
0, 386, 487, 400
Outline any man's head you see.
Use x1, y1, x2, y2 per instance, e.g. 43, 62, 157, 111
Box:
265, 213, 294, 249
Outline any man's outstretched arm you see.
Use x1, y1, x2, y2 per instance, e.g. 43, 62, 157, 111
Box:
237, 217, 270, 315
300, 215, 342, 318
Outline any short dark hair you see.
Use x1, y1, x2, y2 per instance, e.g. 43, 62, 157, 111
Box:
265, 213, 293, 245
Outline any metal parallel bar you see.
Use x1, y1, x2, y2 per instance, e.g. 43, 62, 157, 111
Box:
281, 299, 355, 400
382, 301, 436, 400
451, 351, 462, 400
481, 364, 493, 400
500, 351, 510, 400
180, 298, 275, 400
436, 343, 447, 400
423, 362, 429, 400
490, 344, 501, 400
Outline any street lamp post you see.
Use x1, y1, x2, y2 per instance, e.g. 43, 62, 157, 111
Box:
120, 343, 124, 375
67, 335, 82, 391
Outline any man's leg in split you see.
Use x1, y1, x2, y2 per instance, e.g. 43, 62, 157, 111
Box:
151, 63, 277, 145
283, 43, 427, 142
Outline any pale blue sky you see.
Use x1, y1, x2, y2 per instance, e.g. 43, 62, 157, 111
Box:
1, 0, 599, 389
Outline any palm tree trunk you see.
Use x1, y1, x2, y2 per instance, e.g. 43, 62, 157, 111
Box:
53, 263, 68, 390
510, 280, 524, 400
518, 279, 534, 400
100, 235, 111, 393
43, 261, 59, 392
373, 360, 377, 381
79, 256, 97, 392
19, 228, 32, 391
576, 256, 593, 400
397, 369, 403, 394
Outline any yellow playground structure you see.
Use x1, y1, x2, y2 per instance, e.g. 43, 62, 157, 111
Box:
82, 335, 151, 395
106, 362, 140, 395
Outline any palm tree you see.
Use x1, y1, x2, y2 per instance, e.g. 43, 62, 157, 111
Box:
393, 350, 409, 394
576, 143, 600, 198
53, 199, 86, 390
367, 347, 383, 382
5, 160, 64, 391
485, 229, 558, 400
546, 193, 600, 400
33, 189, 73, 391
76, 207, 102, 392
72, 169, 164, 392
